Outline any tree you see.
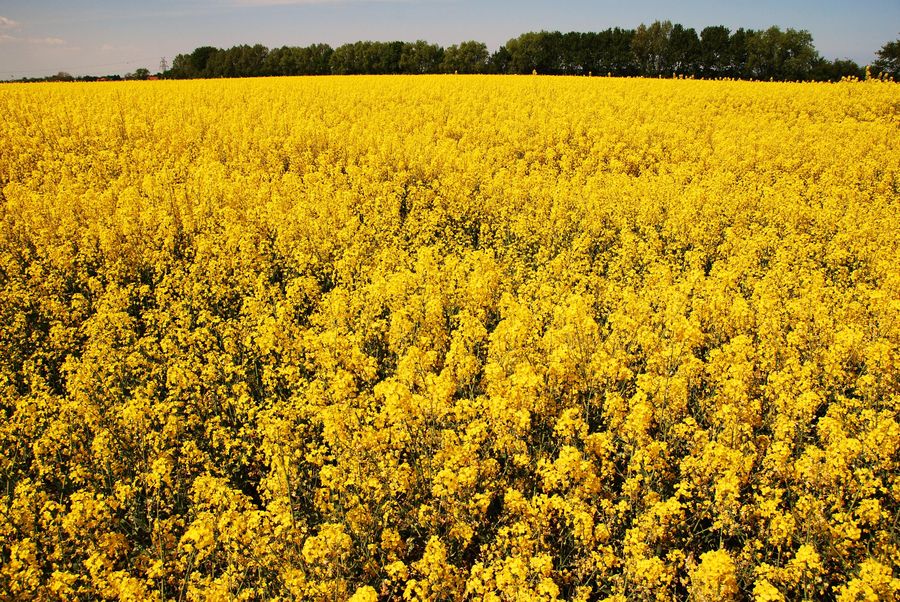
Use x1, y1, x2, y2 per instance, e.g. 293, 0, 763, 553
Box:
374, 41, 405, 74
330, 42, 365, 74
169, 54, 190, 78
560, 31, 585, 74
563, 29, 636, 75
727, 28, 753, 78
504, 31, 564, 74
267, 43, 335, 76
301, 43, 335, 75
198, 44, 267, 78
488, 45, 511, 74
399, 40, 443, 74
777, 28, 819, 80
810, 58, 863, 82
264, 46, 294, 76
700, 26, 731, 77
873, 37, 899, 79
329, 41, 405, 74
576, 31, 602, 74
170, 46, 220, 78
746, 27, 818, 80
236, 44, 269, 77
441, 41, 489, 74
603, 28, 638, 76
632, 20, 674, 76
669, 24, 701, 76
191, 46, 219, 75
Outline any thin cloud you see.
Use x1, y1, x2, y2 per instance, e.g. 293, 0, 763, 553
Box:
28, 37, 66, 46
0, 35, 67, 46
0, 16, 67, 47
0, 15, 21, 29
99, 42, 140, 53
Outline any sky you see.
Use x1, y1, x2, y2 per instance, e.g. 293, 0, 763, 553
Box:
0, 0, 897, 79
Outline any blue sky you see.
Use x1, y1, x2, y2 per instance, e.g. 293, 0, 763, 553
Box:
1, 0, 897, 78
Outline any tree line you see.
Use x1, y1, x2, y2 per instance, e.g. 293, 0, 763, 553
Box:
6, 23, 897, 83
163, 23, 899, 82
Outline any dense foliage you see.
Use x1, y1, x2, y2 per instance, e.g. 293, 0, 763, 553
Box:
162, 23, 873, 82
873, 38, 900, 80
1, 76, 899, 601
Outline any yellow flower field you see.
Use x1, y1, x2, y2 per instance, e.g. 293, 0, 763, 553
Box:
0, 75, 898, 600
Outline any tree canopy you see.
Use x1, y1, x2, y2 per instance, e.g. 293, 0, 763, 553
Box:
873, 37, 900, 79
155, 23, 883, 82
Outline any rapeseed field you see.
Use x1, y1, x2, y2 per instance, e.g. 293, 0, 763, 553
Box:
0, 75, 898, 600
